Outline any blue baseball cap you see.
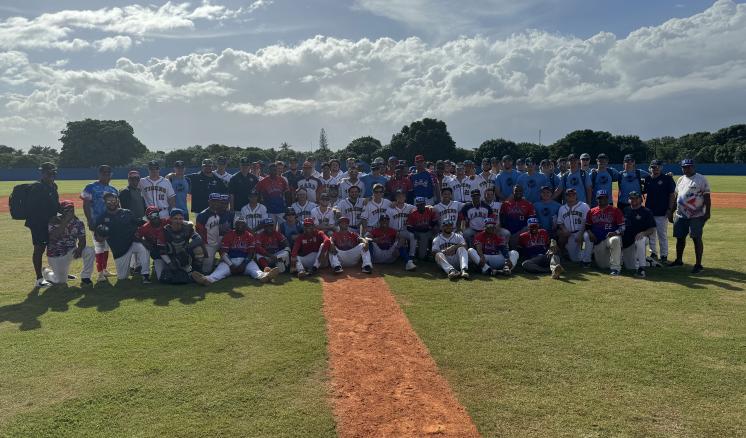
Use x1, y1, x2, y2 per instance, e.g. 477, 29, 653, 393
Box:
415, 197, 426, 204
527, 217, 540, 226
596, 189, 609, 198
208, 193, 222, 201
219, 194, 230, 202
261, 217, 275, 226
169, 208, 184, 217
680, 158, 694, 167
441, 219, 455, 226
485, 217, 496, 226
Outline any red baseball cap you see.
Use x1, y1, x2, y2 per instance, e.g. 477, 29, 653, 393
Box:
414, 155, 425, 162
303, 218, 315, 225
59, 199, 74, 209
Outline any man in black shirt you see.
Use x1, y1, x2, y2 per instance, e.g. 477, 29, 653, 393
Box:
283, 156, 302, 191
119, 170, 147, 219
643, 160, 676, 262
26, 162, 60, 287
621, 191, 656, 278
95, 192, 150, 283
187, 158, 228, 214
228, 157, 259, 211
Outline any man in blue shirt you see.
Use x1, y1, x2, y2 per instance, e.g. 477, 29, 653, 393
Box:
492, 155, 521, 201
589, 153, 619, 207
167, 160, 190, 219
643, 159, 676, 262
533, 186, 561, 237
515, 158, 547, 203
81, 164, 119, 280
409, 154, 439, 205
361, 162, 389, 198
554, 154, 592, 204
539, 159, 560, 193
617, 154, 649, 211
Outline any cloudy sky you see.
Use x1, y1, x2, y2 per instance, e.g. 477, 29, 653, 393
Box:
1, 0, 745, 151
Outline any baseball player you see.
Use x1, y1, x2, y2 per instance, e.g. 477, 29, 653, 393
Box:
136, 206, 168, 279
407, 197, 437, 260
432, 219, 470, 279
367, 214, 412, 269
160, 209, 208, 284
459, 189, 494, 246
621, 192, 656, 278
81, 164, 118, 281
138, 160, 176, 218
193, 216, 279, 285
643, 159, 676, 262
386, 190, 417, 269
555, 154, 592, 204
499, 184, 536, 248
239, 189, 268, 231
520, 219, 563, 279
668, 159, 711, 273
42, 200, 95, 285
585, 190, 625, 275
410, 155, 440, 205
556, 187, 592, 265
290, 188, 317, 223
338, 166, 365, 200
196, 193, 236, 273
492, 155, 521, 201
467, 217, 519, 276
279, 208, 304, 245
94, 192, 150, 283
444, 164, 470, 203
617, 154, 649, 211
385, 165, 413, 201
483, 187, 502, 216
534, 186, 561, 237
312, 192, 337, 234
463, 160, 489, 200
214, 156, 233, 184
589, 153, 619, 207
291, 218, 332, 278
329, 216, 373, 274
297, 161, 324, 202
319, 162, 340, 193
360, 184, 391, 232
433, 187, 464, 229
515, 158, 548, 203
255, 217, 291, 273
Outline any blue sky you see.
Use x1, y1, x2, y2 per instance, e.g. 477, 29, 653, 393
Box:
1, 0, 745, 151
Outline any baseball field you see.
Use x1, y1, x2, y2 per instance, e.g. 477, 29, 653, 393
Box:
1, 177, 745, 437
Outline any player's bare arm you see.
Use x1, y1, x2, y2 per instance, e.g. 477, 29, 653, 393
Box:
703, 193, 712, 222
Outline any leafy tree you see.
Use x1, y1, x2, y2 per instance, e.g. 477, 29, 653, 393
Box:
388, 118, 457, 163
59, 119, 147, 167
340, 136, 382, 163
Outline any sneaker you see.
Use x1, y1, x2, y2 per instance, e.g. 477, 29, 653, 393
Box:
142, 274, 152, 284
42, 267, 53, 280
362, 265, 372, 274
551, 264, 564, 280
191, 271, 211, 286
650, 253, 658, 260
490, 268, 499, 276
447, 269, 460, 280
81, 278, 93, 286
333, 265, 344, 274
35, 278, 52, 288
667, 259, 683, 267
310, 266, 319, 275
635, 267, 646, 278
101, 269, 114, 278
298, 270, 309, 279
67, 274, 78, 280
265, 267, 280, 282
460, 269, 470, 279
97, 272, 108, 282
691, 264, 704, 274
405, 260, 417, 271
501, 266, 512, 276
610, 270, 620, 276
659, 256, 668, 264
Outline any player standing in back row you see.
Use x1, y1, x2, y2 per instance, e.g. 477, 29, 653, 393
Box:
139, 161, 175, 219
668, 159, 711, 273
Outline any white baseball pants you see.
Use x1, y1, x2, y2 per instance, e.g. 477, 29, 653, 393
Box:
371, 242, 399, 264
398, 230, 416, 257
202, 243, 221, 273
330, 243, 372, 268
258, 250, 290, 272
648, 216, 669, 258
591, 235, 622, 271
467, 248, 519, 272
567, 231, 593, 263
44, 247, 95, 284
207, 258, 264, 282
623, 237, 649, 270
94, 238, 109, 254
295, 251, 325, 272
435, 247, 469, 273
114, 243, 150, 280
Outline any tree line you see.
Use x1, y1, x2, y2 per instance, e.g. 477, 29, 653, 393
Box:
1, 118, 745, 169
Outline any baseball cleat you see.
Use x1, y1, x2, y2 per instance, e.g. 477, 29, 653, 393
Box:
460, 270, 470, 279
609, 269, 620, 276
362, 265, 372, 274
447, 269, 460, 280
501, 266, 512, 276
97, 272, 108, 282
333, 265, 344, 274
35, 278, 52, 288
551, 264, 564, 280
142, 274, 152, 284
67, 274, 78, 280
635, 267, 646, 278
297, 270, 309, 279
265, 267, 281, 281
649, 253, 658, 260
101, 269, 114, 278
405, 260, 417, 271
691, 264, 704, 274
310, 266, 319, 274
191, 271, 211, 286
489, 268, 499, 276
81, 278, 93, 286
667, 259, 683, 267
659, 256, 668, 264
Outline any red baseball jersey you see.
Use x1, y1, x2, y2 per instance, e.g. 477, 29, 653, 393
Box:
386, 177, 413, 197
586, 205, 625, 242
291, 230, 330, 257
406, 208, 437, 232
255, 230, 289, 255
518, 229, 550, 258
221, 230, 256, 258
368, 227, 397, 249
474, 231, 508, 255
136, 222, 166, 247
332, 230, 360, 251
500, 199, 536, 234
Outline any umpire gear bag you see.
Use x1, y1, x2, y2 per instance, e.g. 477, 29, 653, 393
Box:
9, 183, 33, 220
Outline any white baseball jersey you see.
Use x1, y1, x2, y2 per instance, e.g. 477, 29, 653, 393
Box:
360, 198, 392, 228
557, 201, 590, 233
386, 203, 415, 231
311, 205, 336, 228
215, 171, 233, 184
465, 174, 489, 199
319, 175, 340, 191
432, 232, 466, 253
488, 200, 502, 214
296, 176, 323, 202
338, 178, 365, 199
291, 201, 317, 223
433, 201, 464, 227
239, 203, 268, 230
138, 177, 175, 212
675, 173, 711, 219
334, 198, 365, 227
444, 176, 470, 202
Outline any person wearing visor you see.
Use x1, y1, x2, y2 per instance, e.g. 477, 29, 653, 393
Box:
43, 200, 94, 286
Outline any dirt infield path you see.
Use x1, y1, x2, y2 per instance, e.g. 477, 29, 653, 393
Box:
323, 274, 480, 437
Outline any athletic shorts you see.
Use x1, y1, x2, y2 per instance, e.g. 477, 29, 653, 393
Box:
27, 222, 49, 246
673, 216, 705, 239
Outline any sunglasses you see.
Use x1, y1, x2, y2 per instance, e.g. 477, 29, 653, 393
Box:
374, 190, 384, 193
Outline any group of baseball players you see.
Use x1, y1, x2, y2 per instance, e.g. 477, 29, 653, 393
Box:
23, 152, 712, 287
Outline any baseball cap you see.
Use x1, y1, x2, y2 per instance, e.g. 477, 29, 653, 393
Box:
201, 158, 213, 166
39, 162, 57, 172
239, 157, 250, 165
596, 189, 609, 198
414, 154, 425, 162
208, 193, 222, 201
441, 186, 452, 193
146, 206, 160, 217
128, 170, 140, 178
567, 153, 577, 160
388, 156, 398, 162
485, 217, 496, 226
597, 153, 609, 160
261, 217, 275, 226
169, 208, 185, 218
98, 164, 112, 172
525, 157, 534, 165
302, 161, 313, 168
540, 185, 552, 192
565, 187, 577, 193
147, 160, 160, 168
319, 192, 330, 199
219, 194, 230, 203
59, 199, 75, 210
540, 159, 551, 166
624, 154, 635, 162
338, 216, 350, 223
516, 158, 525, 165
303, 218, 315, 225
502, 155, 512, 161
490, 157, 498, 163
248, 189, 259, 197
463, 159, 474, 165
470, 189, 481, 196
102, 192, 118, 200
174, 160, 185, 167
481, 157, 489, 163
216, 156, 227, 165
234, 216, 247, 224
580, 153, 591, 159
628, 191, 641, 198
373, 157, 385, 164
680, 158, 694, 167
528, 217, 539, 226
415, 197, 426, 204
650, 159, 663, 166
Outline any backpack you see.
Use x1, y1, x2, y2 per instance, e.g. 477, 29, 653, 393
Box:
618, 169, 646, 195
9, 183, 34, 220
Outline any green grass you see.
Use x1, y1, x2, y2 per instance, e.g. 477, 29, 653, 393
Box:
0, 175, 743, 197
383, 209, 746, 437
0, 216, 335, 437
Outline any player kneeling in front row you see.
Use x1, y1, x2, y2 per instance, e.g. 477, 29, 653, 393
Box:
329, 216, 373, 274
42, 200, 95, 285
255, 218, 291, 273
160, 209, 208, 284
367, 214, 416, 270
193, 217, 279, 285
292, 218, 332, 278
586, 190, 625, 276
520, 218, 564, 279
468, 217, 518, 276
621, 191, 656, 278
432, 220, 470, 280
95, 192, 151, 282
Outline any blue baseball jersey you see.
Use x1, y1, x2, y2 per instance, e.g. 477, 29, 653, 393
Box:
618, 169, 649, 204
492, 170, 521, 199
589, 168, 618, 206
515, 173, 548, 203
410, 171, 436, 199
81, 181, 119, 222
559, 170, 591, 203
169, 175, 190, 214
360, 173, 389, 197
533, 200, 561, 233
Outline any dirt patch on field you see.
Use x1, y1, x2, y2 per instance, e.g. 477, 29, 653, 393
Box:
323, 274, 480, 437
0, 193, 84, 213
710, 192, 746, 209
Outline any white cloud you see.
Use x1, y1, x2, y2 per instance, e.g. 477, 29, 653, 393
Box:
1, 0, 745, 149
0, 1, 270, 52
